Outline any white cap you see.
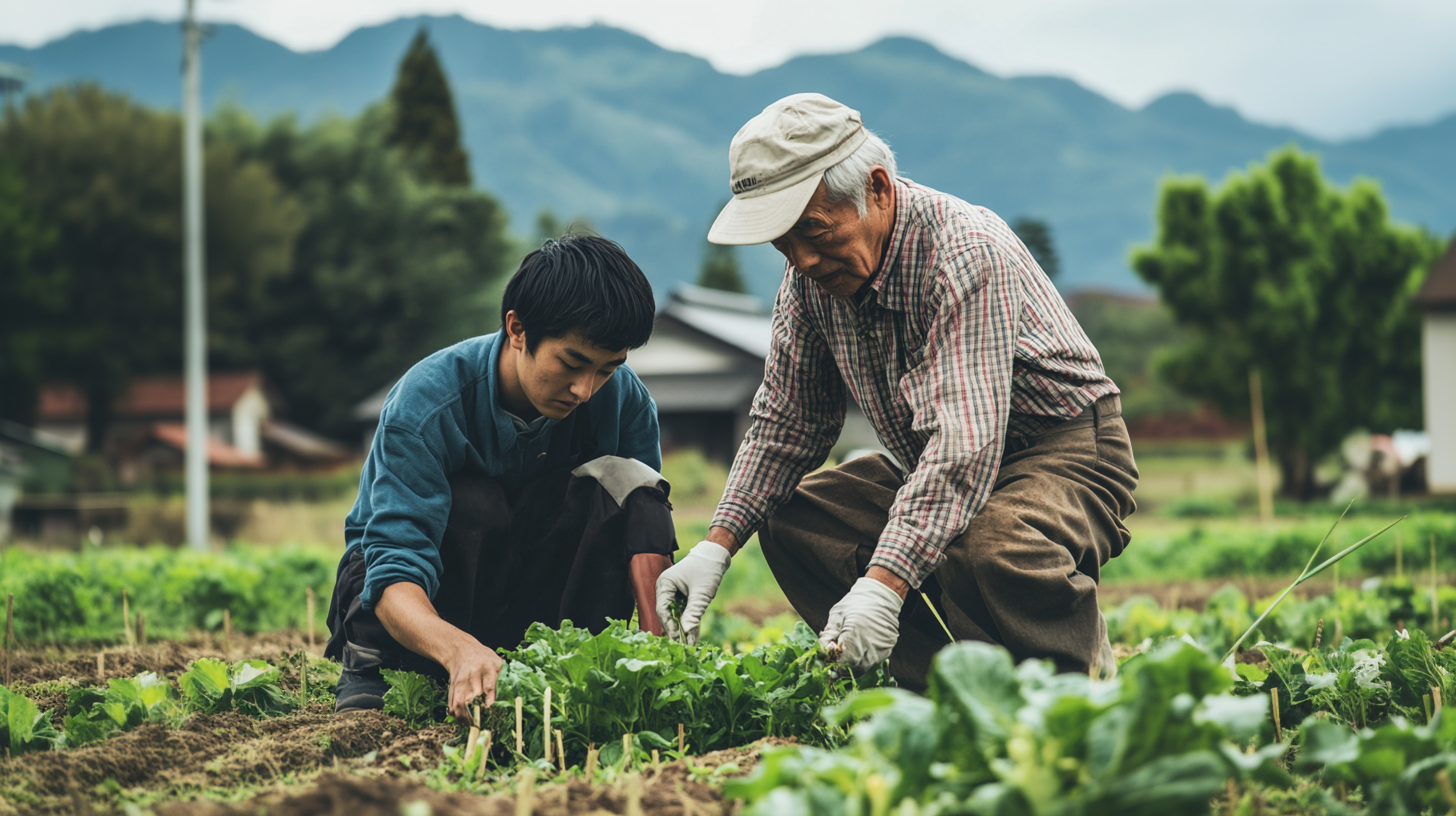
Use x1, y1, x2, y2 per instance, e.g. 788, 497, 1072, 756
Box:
708, 93, 867, 245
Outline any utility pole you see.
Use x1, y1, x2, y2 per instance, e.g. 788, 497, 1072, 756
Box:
182, 0, 209, 550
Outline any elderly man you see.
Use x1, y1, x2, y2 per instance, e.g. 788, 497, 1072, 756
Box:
656, 93, 1138, 687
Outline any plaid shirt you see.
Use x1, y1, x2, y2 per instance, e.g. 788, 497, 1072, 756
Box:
711, 178, 1118, 587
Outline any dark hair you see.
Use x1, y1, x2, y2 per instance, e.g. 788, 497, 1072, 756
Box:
500, 234, 656, 351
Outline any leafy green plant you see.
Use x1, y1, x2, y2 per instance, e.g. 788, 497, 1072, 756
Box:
381, 669, 444, 728
178, 658, 295, 717
728, 640, 1289, 816
488, 619, 889, 768
1296, 711, 1456, 814
63, 671, 184, 746
0, 684, 61, 755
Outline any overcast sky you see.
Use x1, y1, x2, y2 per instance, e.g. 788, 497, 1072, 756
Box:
8, 0, 1456, 140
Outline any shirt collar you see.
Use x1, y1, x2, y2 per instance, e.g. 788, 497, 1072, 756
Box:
487, 332, 557, 450
863, 178, 916, 312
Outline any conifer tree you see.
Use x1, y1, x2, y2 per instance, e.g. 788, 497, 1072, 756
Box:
388, 28, 471, 186
697, 241, 748, 293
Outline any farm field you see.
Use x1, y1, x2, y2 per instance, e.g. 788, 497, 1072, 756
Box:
6, 448, 1456, 814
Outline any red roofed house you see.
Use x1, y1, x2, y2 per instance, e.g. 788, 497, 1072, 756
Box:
36, 371, 347, 483
1416, 238, 1456, 493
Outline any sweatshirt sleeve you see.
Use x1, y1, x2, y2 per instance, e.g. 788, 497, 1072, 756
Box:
356, 421, 455, 609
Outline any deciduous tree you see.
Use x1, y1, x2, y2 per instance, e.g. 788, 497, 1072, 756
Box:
1133, 147, 1443, 499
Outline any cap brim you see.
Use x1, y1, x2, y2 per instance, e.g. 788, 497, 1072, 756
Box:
707, 173, 822, 245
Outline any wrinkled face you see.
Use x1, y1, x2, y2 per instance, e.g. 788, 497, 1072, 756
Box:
770, 170, 897, 301
504, 314, 627, 420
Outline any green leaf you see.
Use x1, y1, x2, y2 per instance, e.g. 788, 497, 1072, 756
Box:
381, 669, 441, 727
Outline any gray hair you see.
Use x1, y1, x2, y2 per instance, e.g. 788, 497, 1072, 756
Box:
822, 129, 898, 217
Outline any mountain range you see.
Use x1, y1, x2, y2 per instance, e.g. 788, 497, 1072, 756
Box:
3, 16, 1454, 297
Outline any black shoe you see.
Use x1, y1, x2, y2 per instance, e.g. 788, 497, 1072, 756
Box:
334, 666, 387, 712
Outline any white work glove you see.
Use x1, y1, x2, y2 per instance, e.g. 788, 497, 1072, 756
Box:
655, 541, 731, 645
820, 577, 904, 672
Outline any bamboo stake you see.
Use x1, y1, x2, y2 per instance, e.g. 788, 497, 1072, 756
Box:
514, 767, 536, 816
4, 593, 13, 686
465, 704, 481, 766
1249, 367, 1275, 524
623, 733, 632, 768
96, 651, 105, 682
556, 729, 566, 771
122, 590, 134, 647
543, 686, 553, 765
625, 772, 644, 816
136, 613, 145, 647
478, 730, 492, 778
677, 723, 684, 754
586, 746, 599, 783
515, 697, 524, 754
1434, 535, 1441, 634
305, 587, 316, 650
1436, 686, 1444, 717
223, 609, 232, 658
1271, 688, 1282, 737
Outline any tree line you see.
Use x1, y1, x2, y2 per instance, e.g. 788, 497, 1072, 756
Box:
0, 30, 512, 445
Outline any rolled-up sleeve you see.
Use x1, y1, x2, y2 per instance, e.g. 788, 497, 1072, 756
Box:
711, 280, 846, 543
357, 424, 453, 608
868, 239, 1024, 587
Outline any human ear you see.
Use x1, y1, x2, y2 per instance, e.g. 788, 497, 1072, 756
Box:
504, 311, 528, 351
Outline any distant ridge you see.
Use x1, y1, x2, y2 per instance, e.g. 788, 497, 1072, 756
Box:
2, 16, 1453, 296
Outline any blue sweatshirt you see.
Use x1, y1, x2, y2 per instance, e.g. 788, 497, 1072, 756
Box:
343, 332, 662, 609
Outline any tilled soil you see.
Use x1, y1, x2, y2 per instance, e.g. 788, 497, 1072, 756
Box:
0, 707, 451, 816
3, 631, 317, 686
151, 741, 782, 816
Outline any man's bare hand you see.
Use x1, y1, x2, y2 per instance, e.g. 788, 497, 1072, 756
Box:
444, 639, 504, 721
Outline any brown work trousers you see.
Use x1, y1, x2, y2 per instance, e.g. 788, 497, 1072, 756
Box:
758, 394, 1138, 690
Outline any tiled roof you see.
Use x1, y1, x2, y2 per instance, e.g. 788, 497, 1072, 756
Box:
38, 371, 264, 421
149, 422, 264, 468
1415, 238, 1456, 311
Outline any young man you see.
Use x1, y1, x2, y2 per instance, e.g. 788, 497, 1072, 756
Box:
326, 235, 676, 720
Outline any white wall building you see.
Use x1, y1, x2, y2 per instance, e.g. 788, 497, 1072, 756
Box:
1417, 239, 1456, 493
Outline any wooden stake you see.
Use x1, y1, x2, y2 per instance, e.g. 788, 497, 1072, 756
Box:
586, 746, 599, 783
623, 733, 632, 768
1271, 688, 1282, 737
300, 652, 308, 703
4, 593, 13, 686
543, 686, 553, 764
555, 729, 566, 770
122, 590, 134, 647
625, 772, 644, 816
478, 730, 492, 778
515, 697, 524, 754
465, 703, 482, 766
1249, 367, 1275, 524
223, 609, 232, 658
651, 749, 660, 767
136, 613, 146, 647
677, 722, 684, 754
1435, 686, 1444, 717
96, 651, 105, 682
514, 767, 536, 816
305, 587, 316, 650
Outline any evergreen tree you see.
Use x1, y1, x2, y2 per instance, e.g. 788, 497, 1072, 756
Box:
388, 28, 471, 186
1012, 217, 1059, 279
698, 241, 748, 293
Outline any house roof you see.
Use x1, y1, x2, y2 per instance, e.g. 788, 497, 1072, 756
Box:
1415, 238, 1456, 311
659, 285, 772, 359
149, 422, 264, 468
38, 371, 265, 422
262, 419, 349, 461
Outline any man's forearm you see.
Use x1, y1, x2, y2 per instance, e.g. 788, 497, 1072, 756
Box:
705, 525, 740, 555
375, 582, 473, 666
630, 553, 673, 635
